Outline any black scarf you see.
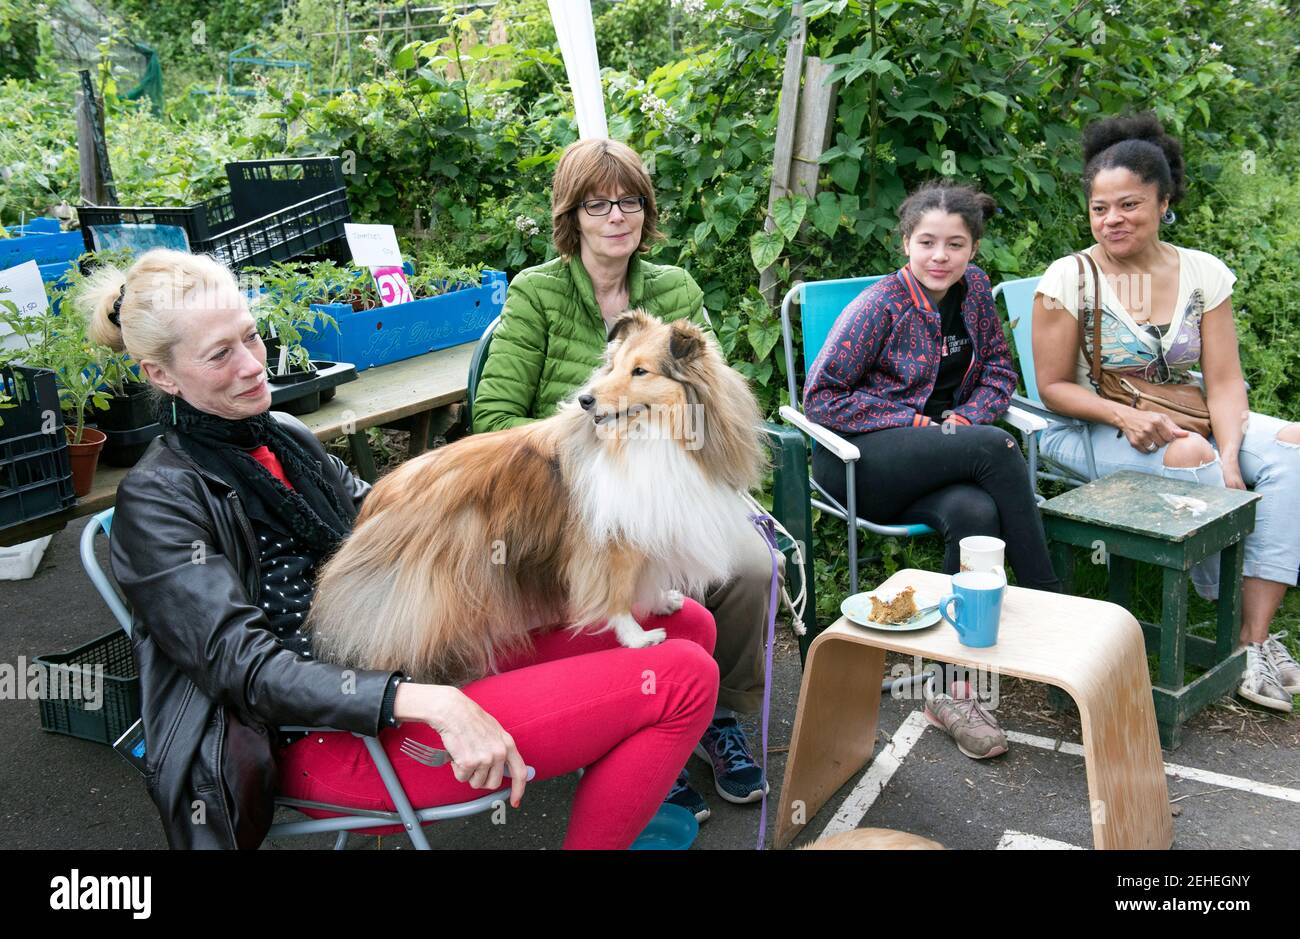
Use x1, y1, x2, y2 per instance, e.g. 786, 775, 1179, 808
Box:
158, 395, 351, 556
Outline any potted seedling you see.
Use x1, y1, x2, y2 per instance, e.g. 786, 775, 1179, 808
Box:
0, 296, 111, 495
249, 262, 353, 416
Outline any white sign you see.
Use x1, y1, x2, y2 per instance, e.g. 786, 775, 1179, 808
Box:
0, 261, 50, 352
0, 260, 50, 319
344, 223, 404, 268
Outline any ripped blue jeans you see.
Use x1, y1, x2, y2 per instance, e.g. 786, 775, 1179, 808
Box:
1041, 411, 1300, 596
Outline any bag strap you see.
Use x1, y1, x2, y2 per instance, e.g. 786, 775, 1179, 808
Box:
1073, 251, 1104, 388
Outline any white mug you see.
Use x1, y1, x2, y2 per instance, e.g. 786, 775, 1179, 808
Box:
959, 535, 1006, 582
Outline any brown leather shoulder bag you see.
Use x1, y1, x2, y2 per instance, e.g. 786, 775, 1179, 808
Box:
1074, 251, 1212, 438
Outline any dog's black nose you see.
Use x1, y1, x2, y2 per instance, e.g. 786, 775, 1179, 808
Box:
578, 394, 595, 410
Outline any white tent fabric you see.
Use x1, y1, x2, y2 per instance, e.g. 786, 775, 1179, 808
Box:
548, 0, 608, 139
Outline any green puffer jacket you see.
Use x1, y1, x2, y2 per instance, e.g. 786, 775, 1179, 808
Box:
471, 254, 709, 433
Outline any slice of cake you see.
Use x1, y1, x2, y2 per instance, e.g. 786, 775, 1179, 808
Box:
868, 586, 918, 624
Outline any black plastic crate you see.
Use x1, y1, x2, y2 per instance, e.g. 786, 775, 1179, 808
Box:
0, 366, 77, 529
226, 157, 346, 221
79, 188, 351, 271
35, 629, 140, 746
77, 192, 238, 254
205, 188, 352, 270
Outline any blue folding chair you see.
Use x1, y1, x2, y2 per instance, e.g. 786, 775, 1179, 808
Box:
992, 276, 1098, 493
778, 276, 1048, 595
80, 508, 531, 850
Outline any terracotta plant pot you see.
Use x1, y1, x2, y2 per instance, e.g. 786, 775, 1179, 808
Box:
66, 426, 107, 497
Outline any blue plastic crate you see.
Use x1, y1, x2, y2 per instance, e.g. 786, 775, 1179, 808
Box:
0, 229, 85, 270
301, 270, 506, 371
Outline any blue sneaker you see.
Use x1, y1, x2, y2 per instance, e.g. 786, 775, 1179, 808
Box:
665, 769, 710, 822
694, 718, 769, 804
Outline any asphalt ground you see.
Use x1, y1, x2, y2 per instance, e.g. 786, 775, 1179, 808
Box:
2, 523, 1298, 851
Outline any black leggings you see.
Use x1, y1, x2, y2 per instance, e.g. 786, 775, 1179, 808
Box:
812, 423, 1060, 591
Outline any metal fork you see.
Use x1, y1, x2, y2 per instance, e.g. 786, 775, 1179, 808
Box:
400, 737, 452, 767
400, 737, 528, 779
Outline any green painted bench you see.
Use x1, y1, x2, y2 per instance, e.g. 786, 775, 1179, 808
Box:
1040, 470, 1260, 749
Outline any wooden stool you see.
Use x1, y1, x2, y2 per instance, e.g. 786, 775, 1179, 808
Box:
1040, 471, 1260, 749
774, 568, 1172, 851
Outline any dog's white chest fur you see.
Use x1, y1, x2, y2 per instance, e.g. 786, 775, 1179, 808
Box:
572, 434, 752, 596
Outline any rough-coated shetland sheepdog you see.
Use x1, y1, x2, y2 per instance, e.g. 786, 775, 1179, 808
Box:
307, 310, 765, 685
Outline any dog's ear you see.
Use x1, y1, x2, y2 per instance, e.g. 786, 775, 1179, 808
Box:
667, 319, 705, 364
607, 309, 655, 345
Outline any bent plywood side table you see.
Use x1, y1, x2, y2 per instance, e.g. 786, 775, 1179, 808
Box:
775, 568, 1173, 851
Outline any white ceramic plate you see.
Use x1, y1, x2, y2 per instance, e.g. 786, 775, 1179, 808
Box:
841, 588, 942, 632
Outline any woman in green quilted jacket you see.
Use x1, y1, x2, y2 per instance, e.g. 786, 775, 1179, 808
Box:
473, 137, 780, 822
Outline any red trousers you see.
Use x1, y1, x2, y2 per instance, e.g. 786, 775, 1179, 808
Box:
278, 599, 719, 849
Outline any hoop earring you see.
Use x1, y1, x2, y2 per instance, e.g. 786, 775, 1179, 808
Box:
1162, 209, 1176, 224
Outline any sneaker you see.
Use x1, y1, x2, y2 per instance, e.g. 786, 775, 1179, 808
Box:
665, 769, 710, 822
1238, 643, 1293, 713
924, 679, 1008, 759
694, 718, 769, 804
1265, 633, 1300, 695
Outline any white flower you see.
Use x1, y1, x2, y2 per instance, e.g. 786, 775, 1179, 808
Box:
1105, 2, 1121, 15
1208, 42, 1223, 54
514, 215, 540, 236
691, 133, 702, 144
639, 92, 679, 124
1224, 63, 1237, 73
671, 0, 707, 14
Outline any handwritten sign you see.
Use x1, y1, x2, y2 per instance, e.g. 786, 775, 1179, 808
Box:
0, 261, 50, 319
344, 223, 404, 268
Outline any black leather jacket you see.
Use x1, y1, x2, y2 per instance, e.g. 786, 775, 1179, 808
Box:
110, 412, 398, 849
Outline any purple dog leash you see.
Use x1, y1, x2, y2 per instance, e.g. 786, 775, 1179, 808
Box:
748, 510, 782, 851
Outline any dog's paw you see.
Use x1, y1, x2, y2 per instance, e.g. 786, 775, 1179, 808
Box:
651, 589, 685, 617
624, 627, 667, 648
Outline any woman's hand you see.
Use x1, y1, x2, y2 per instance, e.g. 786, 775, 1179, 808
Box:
394, 683, 528, 808
1116, 407, 1187, 454
1221, 455, 1247, 491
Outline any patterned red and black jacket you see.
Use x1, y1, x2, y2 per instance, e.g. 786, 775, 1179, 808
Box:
803, 264, 1016, 434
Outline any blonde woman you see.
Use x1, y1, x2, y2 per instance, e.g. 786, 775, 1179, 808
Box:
92, 249, 718, 849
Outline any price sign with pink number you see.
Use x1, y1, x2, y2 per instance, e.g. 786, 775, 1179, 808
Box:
372, 265, 414, 307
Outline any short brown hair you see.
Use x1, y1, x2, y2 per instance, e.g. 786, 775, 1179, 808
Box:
550, 138, 661, 258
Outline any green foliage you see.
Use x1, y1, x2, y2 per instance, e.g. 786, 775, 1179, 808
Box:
1179, 141, 1300, 418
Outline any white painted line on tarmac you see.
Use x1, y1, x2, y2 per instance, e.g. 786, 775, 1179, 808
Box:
1004, 730, 1300, 804
996, 830, 1082, 850
817, 709, 930, 840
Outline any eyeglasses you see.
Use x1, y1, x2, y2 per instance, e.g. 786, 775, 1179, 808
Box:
1141, 324, 1171, 384
579, 196, 646, 217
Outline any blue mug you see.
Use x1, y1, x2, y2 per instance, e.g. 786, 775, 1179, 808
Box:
939, 571, 1005, 648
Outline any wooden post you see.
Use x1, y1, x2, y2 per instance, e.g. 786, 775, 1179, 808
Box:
76, 90, 102, 205
758, 3, 806, 306
759, 13, 837, 308
76, 70, 117, 207
789, 57, 838, 201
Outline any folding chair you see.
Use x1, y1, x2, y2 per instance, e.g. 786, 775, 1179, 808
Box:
777, 277, 1049, 597
992, 276, 1098, 493
80, 508, 531, 850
